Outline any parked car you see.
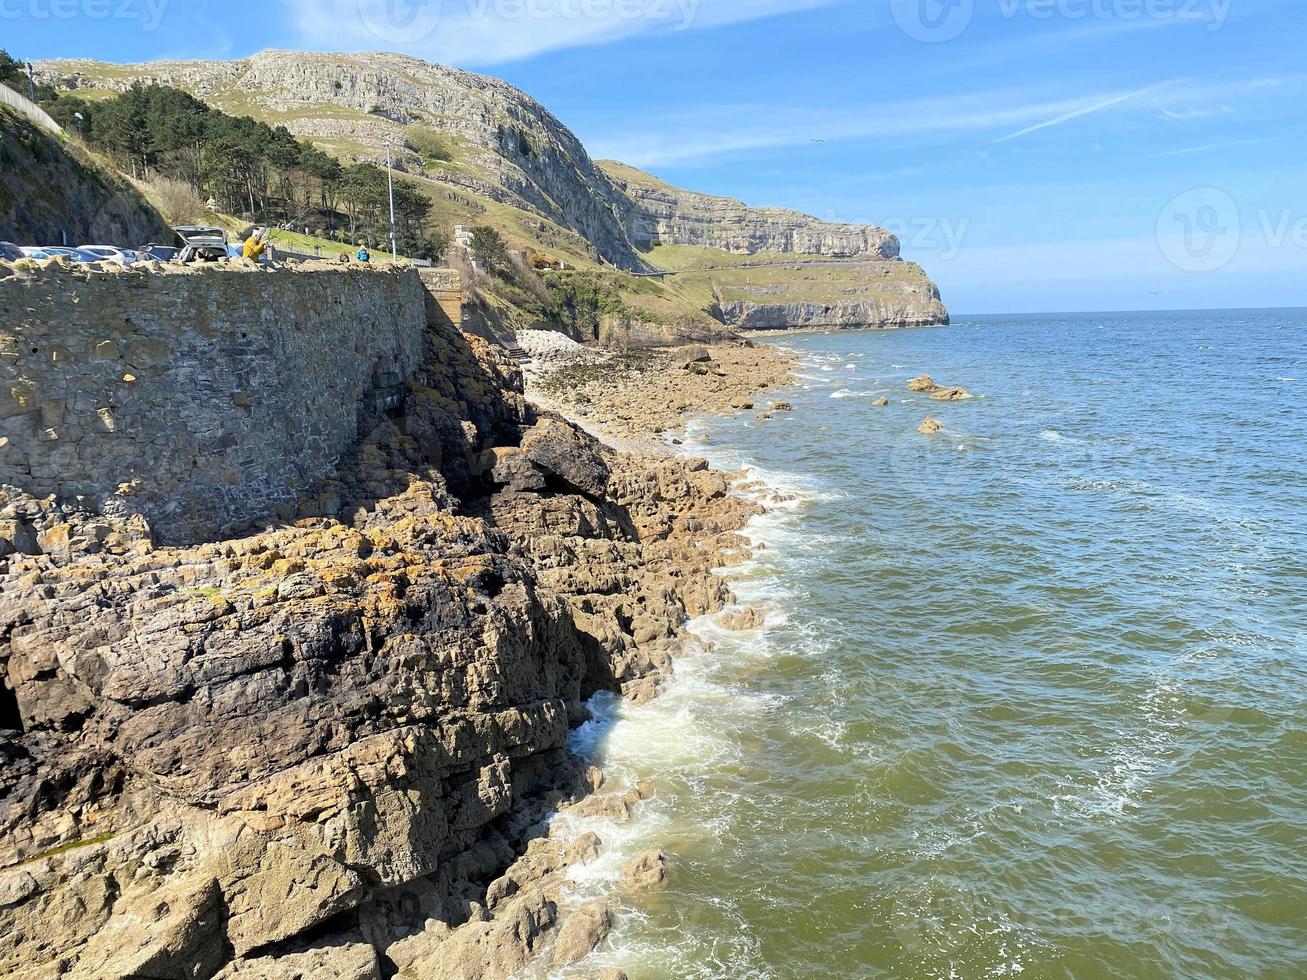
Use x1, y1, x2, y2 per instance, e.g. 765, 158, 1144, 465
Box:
20, 246, 96, 262
173, 226, 231, 264
0, 242, 24, 261
139, 244, 179, 262
78, 246, 141, 264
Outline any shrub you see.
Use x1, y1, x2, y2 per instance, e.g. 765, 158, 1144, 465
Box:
151, 176, 205, 225
405, 125, 454, 165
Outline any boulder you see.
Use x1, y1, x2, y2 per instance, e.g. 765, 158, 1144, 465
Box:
620, 849, 671, 892
482, 446, 546, 491
918, 416, 943, 435
563, 832, 603, 866
769, 401, 793, 412
552, 901, 614, 966
399, 886, 557, 980
930, 386, 971, 401
520, 417, 611, 497
907, 374, 942, 392
722, 607, 766, 631
871, 397, 889, 407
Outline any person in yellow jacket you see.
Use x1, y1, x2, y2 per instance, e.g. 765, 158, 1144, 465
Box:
242, 228, 270, 264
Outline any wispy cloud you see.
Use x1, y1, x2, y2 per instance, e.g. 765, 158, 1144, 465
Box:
286, 0, 845, 66
992, 84, 1167, 143
586, 70, 1302, 167
1147, 137, 1272, 159
587, 84, 1165, 166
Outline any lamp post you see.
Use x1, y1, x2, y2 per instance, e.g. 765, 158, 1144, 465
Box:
384, 138, 398, 263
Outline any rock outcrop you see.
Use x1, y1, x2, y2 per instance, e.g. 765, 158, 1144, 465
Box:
604, 163, 897, 259
716, 290, 948, 332
0, 297, 761, 977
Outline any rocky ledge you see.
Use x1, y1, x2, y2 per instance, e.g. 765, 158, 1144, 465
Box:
0, 323, 769, 979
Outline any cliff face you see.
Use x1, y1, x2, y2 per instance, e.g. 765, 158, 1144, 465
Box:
0, 261, 756, 978
39, 51, 643, 269
35, 52, 949, 332
603, 162, 899, 259
0, 106, 168, 246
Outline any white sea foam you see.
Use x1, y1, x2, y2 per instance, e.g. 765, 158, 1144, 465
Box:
533, 436, 816, 977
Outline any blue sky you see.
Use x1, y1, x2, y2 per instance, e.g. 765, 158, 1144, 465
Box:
5, 0, 1304, 313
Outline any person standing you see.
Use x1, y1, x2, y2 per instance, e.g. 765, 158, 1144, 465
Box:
242, 228, 270, 264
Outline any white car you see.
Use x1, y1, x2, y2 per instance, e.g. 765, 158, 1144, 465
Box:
77, 246, 141, 264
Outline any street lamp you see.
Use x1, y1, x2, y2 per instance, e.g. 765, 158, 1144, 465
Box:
383, 138, 398, 263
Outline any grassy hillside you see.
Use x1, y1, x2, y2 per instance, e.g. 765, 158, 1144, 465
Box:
643, 244, 938, 309
0, 106, 168, 245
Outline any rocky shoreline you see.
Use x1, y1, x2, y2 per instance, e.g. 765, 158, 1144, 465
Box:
518, 330, 797, 447
0, 325, 794, 979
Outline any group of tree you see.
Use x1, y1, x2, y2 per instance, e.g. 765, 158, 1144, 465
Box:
1, 49, 446, 256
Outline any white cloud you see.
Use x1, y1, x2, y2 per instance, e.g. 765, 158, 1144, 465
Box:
585, 72, 1302, 167
992, 84, 1167, 143
586, 85, 1165, 166
286, 0, 845, 65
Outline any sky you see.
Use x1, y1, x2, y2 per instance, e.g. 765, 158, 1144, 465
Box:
4, 0, 1305, 313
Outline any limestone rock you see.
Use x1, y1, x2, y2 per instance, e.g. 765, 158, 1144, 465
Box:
552, 901, 614, 966
621, 849, 672, 892
907, 375, 942, 392
918, 416, 943, 435
520, 417, 611, 497
931, 386, 971, 401
399, 886, 557, 980
214, 943, 381, 980
722, 607, 767, 631
872, 397, 889, 407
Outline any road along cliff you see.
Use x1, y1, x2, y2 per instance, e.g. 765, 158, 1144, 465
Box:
0, 257, 779, 979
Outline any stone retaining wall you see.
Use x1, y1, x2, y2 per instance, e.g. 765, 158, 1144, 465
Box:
1, 262, 435, 543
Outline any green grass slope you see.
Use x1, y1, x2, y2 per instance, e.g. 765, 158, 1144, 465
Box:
0, 106, 168, 245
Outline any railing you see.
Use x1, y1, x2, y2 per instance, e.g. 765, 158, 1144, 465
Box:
0, 83, 62, 136
276, 244, 434, 267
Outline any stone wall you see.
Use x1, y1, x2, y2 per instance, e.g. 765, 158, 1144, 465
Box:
1, 262, 433, 544
419, 267, 464, 329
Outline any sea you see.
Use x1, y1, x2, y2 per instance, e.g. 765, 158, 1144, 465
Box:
544, 309, 1307, 979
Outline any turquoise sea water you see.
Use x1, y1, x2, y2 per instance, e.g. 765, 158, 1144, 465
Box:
554, 309, 1307, 979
